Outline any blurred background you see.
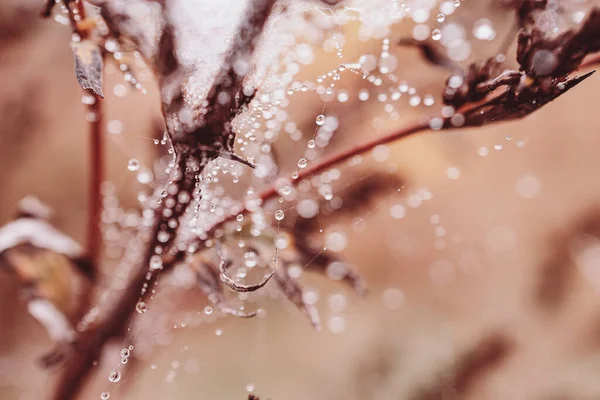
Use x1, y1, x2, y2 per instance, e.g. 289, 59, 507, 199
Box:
2, 1, 600, 399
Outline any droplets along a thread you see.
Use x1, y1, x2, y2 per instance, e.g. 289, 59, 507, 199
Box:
108, 369, 121, 383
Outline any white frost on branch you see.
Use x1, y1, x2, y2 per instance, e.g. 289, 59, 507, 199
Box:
28, 299, 76, 342
0, 218, 84, 257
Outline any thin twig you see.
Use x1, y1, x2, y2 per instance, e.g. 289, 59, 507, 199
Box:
197, 119, 429, 248
87, 95, 103, 270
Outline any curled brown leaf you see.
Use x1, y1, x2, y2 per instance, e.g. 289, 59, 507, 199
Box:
71, 39, 105, 97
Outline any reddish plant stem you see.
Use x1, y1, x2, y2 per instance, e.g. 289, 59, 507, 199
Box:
265, 119, 429, 198
51, 219, 162, 400
70, 0, 103, 273
200, 119, 430, 242
87, 96, 103, 269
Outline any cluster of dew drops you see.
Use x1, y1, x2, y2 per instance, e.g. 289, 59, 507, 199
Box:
88, 0, 561, 397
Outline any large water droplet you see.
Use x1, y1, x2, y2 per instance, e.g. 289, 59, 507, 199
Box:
136, 301, 148, 314
274, 210, 285, 221
127, 159, 140, 171
108, 369, 121, 383
315, 114, 325, 126
244, 251, 258, 268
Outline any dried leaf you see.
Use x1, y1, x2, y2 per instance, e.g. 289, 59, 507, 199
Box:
285, 173, 402, 295
457, 70, 595, 127
0, 198, 93, 365
496, 0, 548, 28
517, 8, 600, 78
412, 333, 513, 400
71, 40, 104, 97
398, 38, 459, 71
274, 265, 321, 330
535, 211, 600, 311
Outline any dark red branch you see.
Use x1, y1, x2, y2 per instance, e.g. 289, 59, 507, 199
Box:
87, 95, 103, 272
48, 2, 279, 399
191, 119, 429, 250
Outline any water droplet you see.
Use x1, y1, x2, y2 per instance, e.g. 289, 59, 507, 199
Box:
204, 306, 213, 315
236, 214, 244, 222
244, 251, 258, 268
100, 392, 110, 400
297, 158, 308, 169
120, 357, 128, 364
506, 134, 512, 140
473, 18, 496, 41
315, 114, 325, 126
246, 383, 256, 392
437, 13, 445, 22
431, 29, 442, 41
107, 120, 123, 134
127, 159, 140, 171
136, 301, 148, 314
446, 167, 460, 179
108, 369, 121, 383
381, 288, 405, 310
120, 348, 130, 358
274, 210, 285, 221
328, 316, 346, 333
137, 169, 153, 184
149, 255, 162, 271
